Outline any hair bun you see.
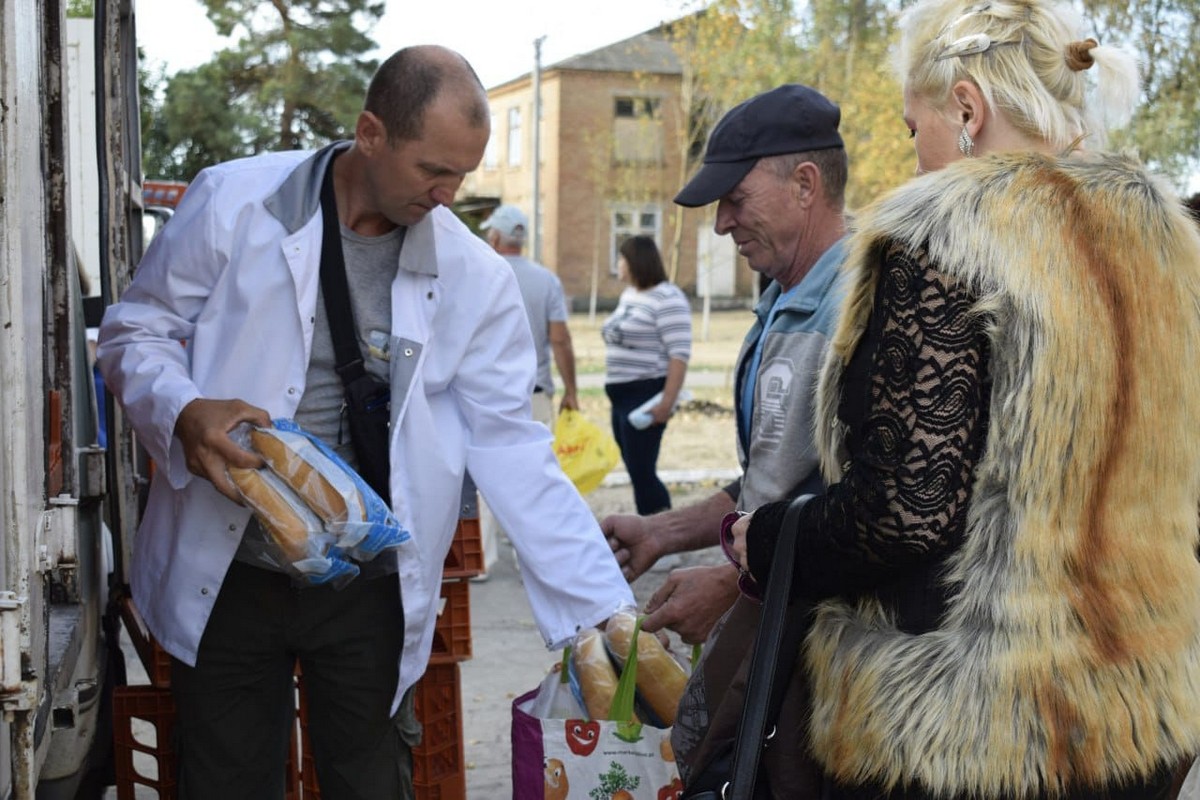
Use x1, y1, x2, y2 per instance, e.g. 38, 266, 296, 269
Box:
1066, 38, 1099, 71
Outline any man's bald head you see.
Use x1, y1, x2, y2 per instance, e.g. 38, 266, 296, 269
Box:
365, 45, 489, 143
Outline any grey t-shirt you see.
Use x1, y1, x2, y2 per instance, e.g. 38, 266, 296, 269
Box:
293, 223, 401, 463
504, 254, 568, 394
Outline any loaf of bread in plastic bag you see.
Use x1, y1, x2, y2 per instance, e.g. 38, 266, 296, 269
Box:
229, 466, 315, 563
249, 426, 365, 526
228, 465, 358, 586
572, 626, 621, 721
604, 610, 688, 725
245, 419, 408, 563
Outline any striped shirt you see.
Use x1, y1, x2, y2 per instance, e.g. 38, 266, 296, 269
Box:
601, 282, 692, 384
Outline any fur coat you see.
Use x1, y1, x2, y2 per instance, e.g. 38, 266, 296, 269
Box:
809, 150, 1200, 797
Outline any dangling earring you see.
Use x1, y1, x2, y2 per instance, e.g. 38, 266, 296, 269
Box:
958, 125, 975, 157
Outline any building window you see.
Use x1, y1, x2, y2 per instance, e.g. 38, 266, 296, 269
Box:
613, 96, 663, 164
507, 107, 522, 167
483, 112, 499, 169
610, 205, 661, 275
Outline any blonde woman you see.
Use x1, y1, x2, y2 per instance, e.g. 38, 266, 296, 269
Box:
724, 0, 1200, 797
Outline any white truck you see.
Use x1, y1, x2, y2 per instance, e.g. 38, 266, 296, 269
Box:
0, 0, 145, 796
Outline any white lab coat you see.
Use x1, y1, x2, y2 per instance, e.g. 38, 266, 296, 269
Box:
97, 144, 633, 708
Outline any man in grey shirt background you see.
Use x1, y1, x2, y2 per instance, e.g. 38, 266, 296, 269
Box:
477, 204, 580, 575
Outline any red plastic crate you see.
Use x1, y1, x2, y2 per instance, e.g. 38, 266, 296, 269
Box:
442, 516, 484, 579
429, 579, 472, 664
412, 663, 463, 786
296, 664, 464, 798
112, 686, 177, 799
114, 677, 305, 799
296, 670, 320, 800
119, 596, 172, 688
413, 772, 466, 800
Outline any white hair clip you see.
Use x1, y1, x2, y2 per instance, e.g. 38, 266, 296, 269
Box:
934, 32, 1020, 60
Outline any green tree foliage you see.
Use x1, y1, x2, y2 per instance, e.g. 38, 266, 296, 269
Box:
670, 0, 1200, 207
142, 0, 382, 180
67, 0, 93, 17
664, 2, 824, 274
797, 0, 915, 206
669, 0, 914, 213
1082, 0, 1200, 185
138, 54, 182, 180
669, 1, 807, 172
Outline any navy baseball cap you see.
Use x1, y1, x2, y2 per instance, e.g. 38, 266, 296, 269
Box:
674, 84, 844, 208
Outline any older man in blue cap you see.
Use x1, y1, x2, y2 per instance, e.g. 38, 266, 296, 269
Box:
601, 84, 851, 643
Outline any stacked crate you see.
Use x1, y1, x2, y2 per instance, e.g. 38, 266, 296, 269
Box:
112, 595, 307, 800
414, 511, 482, 798
112, 498, 483, 799
111, 595, 178, 800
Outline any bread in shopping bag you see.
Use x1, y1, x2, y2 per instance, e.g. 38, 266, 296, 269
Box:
572, 627, 622, 721
604, 610, 688, 726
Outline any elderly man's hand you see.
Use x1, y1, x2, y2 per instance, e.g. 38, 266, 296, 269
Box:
641, 565, 740, 645
601, 513, 667, 582
174, 397, 270, 503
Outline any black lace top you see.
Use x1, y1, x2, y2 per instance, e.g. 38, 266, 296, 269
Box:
745, 241, 991, 632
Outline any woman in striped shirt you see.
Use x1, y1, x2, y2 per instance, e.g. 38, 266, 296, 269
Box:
602, 236, 692, 514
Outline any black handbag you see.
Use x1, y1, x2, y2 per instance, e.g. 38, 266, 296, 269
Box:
682, 494, 814, 800
317, 155, 393, 503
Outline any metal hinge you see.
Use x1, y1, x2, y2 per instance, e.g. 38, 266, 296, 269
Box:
41, 497, 79, 572
78, 445, 107, 500
0, 593, 27, 697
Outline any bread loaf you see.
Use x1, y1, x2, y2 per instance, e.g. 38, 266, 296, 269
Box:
229, 467, 314, 563
249, 428, 361, 525
604, 610, 688, 725
572, 627, 621, 721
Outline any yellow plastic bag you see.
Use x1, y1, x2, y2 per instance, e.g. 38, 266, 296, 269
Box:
553, 409, 620, 495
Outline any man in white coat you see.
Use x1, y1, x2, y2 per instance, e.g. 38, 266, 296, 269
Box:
98, 45, 633, 800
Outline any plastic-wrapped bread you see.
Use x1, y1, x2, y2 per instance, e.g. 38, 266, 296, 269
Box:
572, 627, 621, 721
228, 466, 315, 563
249, 426, 365, 526
242, 419, 408, 563
228, 466, 357, 586
604, 610, 688, 725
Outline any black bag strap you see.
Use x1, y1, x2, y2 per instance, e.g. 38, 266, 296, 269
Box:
317, 153, 367, 386
726, 493, 814, 800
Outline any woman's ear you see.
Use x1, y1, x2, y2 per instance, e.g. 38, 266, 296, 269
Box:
950, 79, 986, 139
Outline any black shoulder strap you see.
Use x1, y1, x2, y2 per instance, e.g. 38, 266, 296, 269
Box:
317, 155, 366, 386
728, 493, 813, 800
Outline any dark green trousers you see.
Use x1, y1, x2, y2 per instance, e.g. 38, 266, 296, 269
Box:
171, 560, 420, 800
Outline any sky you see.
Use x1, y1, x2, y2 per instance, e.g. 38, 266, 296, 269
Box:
136, 0, 698, 88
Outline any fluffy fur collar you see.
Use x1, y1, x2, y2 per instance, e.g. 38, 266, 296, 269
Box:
808, 151, 1200, 796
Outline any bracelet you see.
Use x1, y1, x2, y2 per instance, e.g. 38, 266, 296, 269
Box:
719, 511, 746, 564
720, 510, 762, 602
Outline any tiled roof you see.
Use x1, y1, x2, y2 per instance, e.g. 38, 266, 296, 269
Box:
550, 25, 682, 75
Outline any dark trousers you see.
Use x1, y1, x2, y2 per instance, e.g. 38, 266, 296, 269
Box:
171, 560, 419, 800
606, 377, 671, 515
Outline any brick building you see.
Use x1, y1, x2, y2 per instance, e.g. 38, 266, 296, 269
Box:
461, 20, 747, 310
